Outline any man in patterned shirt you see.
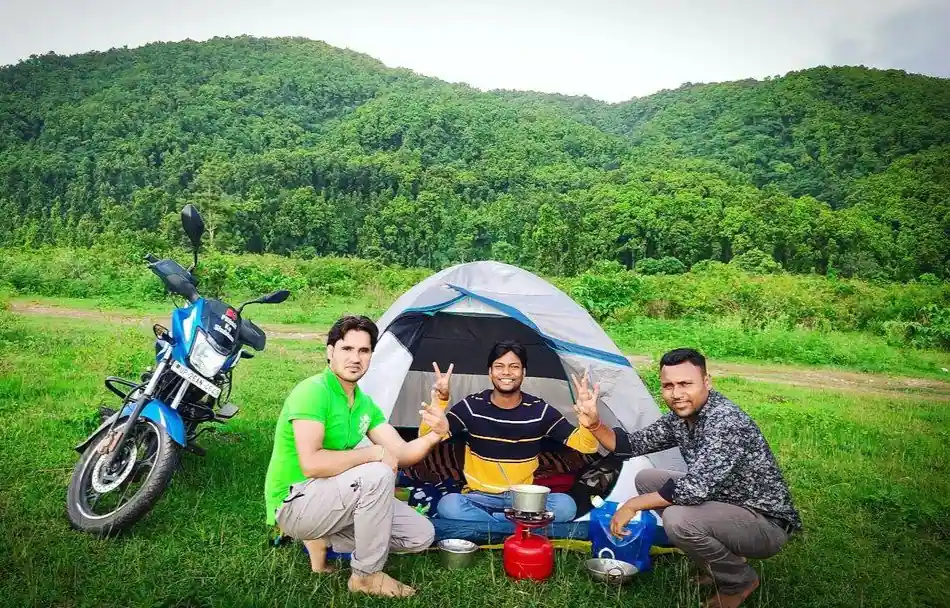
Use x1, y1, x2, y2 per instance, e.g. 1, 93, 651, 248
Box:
576, 348, 801, 608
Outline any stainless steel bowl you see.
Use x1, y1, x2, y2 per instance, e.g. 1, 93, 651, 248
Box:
584, 558, 639, 585
437, 539, 478, 569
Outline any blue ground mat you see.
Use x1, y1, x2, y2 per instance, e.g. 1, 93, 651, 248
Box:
433, 517, 590, 544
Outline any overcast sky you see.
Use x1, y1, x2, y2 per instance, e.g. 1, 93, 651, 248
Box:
1, 0, 947, 102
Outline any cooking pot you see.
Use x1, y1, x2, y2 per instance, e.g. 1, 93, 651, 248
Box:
438, 539, 478, 569
510, 484, 550, 514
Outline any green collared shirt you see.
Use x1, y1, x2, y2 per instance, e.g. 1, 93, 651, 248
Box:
263, 368, 386, 524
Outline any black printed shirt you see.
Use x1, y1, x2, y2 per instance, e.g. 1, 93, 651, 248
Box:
613, 390, 802, 530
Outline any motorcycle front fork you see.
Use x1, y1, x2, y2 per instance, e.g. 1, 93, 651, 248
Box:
98, 351, 172, 469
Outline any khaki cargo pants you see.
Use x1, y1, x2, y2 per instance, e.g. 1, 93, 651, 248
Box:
637, 469, 791, 593
275, 462, 435, 575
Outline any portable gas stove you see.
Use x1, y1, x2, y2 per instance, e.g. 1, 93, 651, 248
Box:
503, 508, 555, 526
502, 508, 555, 580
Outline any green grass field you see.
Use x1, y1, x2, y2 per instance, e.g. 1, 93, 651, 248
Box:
1, 305, 949, 607
9, 293, 950, 380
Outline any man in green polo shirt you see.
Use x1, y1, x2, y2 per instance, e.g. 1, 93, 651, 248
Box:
264, 315, 451, 598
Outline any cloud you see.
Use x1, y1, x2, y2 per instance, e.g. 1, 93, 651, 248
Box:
829, 1, 950, 77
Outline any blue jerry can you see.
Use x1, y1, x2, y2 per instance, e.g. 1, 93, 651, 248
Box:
588, 498, 659, 573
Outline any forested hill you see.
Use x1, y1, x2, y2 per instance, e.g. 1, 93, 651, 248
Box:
1, 35, 948, 280
498, 67, 950, 206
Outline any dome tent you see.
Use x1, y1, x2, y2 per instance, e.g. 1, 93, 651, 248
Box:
357, 261, 685, 538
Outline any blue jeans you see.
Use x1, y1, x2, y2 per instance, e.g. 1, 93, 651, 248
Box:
437, 490, 577, 523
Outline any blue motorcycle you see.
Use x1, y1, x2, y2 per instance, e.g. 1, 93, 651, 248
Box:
66, 204, 289, 536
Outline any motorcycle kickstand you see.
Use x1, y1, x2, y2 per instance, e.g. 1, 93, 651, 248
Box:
183, 427, 215, 458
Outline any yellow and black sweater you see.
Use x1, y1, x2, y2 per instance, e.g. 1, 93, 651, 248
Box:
420, 390, 599, 493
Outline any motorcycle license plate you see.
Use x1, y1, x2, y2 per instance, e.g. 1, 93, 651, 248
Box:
170, 360, 221, 399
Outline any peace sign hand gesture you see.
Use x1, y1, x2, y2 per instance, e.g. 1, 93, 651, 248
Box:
432, 362, 454, 401
571, 371, 601, 429
420, 387, 450, 437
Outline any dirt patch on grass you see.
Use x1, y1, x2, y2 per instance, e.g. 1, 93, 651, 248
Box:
12, 300, 950, 401
629, 355, 950, 402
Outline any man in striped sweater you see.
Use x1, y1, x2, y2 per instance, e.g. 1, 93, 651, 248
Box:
420, 340, 600, 522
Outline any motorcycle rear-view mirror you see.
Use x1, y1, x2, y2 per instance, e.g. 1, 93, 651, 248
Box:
262, 289, 291, 305
237, 289, 291, 316
180, 204, 205, 250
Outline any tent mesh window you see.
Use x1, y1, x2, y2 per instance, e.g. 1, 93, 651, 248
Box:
390, 311, 611, 503
391, 312, 569, 380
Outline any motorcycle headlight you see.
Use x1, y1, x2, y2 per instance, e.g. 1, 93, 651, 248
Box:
189, 330, 229, 378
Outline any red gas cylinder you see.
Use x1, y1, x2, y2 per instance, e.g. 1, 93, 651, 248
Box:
503, 523, 554, 581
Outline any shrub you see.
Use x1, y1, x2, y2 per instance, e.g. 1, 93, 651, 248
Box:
569, 268, 642, 321
635, 257, 687, 275
2, 246, 948, 352
730, 248, 783, 274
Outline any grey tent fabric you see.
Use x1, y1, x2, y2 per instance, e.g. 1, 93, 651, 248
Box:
358, 261, 686, 508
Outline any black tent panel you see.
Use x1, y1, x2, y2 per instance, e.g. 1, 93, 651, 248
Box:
388, 312, 568, 380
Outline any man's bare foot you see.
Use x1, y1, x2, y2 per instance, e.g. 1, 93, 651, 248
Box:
693, 572, 714, 586
348, 571, 416, 598
302, 538, 336, 573
693, 557, 746, 586
702, 578, 759, 608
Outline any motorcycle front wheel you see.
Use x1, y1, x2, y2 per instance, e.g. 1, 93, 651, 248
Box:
66, 417, 178, 537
